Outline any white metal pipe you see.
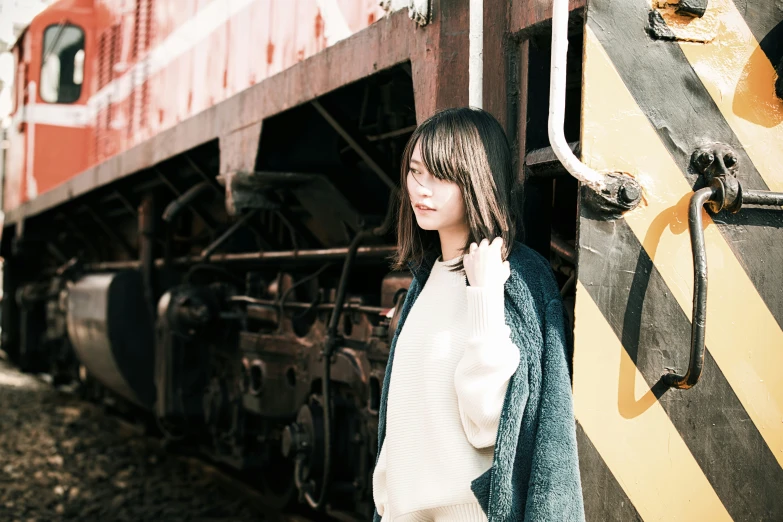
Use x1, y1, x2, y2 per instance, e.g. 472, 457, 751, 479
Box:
548, 0, 606, 190
469, 0, 483, 109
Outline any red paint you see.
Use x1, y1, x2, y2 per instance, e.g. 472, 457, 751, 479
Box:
266, 41, 275, 65
315, 11, 324, 39
4, 0, 386, 213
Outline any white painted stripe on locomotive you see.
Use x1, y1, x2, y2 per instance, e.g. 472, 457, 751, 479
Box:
87, 0, 363, 118
88, 0, 255, 116
25, 82, 38, 199
314, 0, 352, 43
11, 102, 90, 128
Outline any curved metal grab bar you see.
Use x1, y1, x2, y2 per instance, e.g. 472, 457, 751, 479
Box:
663, 186, 715, 389
664, 182, 783, 389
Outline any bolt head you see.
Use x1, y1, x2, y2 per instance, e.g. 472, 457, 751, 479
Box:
723, 153, 738, 168
697, 151, 715, 170
281, 426, 293, 457
618, 182, 641, 205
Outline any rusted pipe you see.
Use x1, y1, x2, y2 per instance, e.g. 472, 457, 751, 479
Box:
200, 210, 259, 261
139, 193, 157, 320
742, 190, 783, 207
161, 181, 213, 223
550, 234, 576, 264
84, 245, 397, 271
230, 296, 385, 316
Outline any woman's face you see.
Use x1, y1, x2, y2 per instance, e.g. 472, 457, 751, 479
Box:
406, 140, 467, 232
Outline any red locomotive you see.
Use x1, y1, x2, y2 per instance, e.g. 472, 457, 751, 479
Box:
4, 0, 387, 211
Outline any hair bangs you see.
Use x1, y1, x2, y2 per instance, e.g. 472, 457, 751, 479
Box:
417, 118, 462, 184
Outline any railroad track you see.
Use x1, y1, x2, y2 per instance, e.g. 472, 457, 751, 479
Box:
0, 356, 329, 522
69, 394, 329, 522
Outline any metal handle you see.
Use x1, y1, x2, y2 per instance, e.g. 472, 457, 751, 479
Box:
663, 186, 715, 389
664, 180, 783, 389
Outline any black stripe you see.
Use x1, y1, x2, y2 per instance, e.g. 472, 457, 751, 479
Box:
730, 2, 783, 67
576, 422, 643, 522
587, 0, 783, 332
577, 209, 783, 521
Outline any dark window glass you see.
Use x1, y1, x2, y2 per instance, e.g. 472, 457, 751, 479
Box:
40, 24, 85, 104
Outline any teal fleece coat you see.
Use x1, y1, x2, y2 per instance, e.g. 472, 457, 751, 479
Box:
373, 242, 585, 521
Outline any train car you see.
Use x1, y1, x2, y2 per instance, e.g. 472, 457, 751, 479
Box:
2, 0, 782, 519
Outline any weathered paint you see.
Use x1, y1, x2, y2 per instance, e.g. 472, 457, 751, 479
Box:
575, 422, 642, 521
3, 0, 481, 227
573, 281, 732, 521
656, 1, 718, 42
587, 0, 783, 327
4, 0, 94, 210
4, 0, 386, 213
576, 0, 783, 519
668, 0, 783, 194
583, 26, 783, 468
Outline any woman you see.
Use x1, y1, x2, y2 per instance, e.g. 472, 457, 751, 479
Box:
372, 108, 584, 521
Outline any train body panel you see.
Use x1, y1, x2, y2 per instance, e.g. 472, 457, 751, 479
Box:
574, 0, 783, 520
4, 0, 386, 212
2, 0, 783, 519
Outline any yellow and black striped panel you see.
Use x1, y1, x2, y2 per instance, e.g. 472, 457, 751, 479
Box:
575, 1, 783, 520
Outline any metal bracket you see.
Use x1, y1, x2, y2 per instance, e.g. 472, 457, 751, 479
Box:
219, 170, 298, 216
582, 172, 643, 219
690, 143, 742, 213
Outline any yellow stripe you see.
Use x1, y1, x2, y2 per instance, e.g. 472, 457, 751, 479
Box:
582, 26, 783, 467
663, 0, 783, 191
573, 283, 731, 521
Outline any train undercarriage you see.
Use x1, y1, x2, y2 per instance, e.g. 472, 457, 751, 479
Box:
0, 11, 584, 519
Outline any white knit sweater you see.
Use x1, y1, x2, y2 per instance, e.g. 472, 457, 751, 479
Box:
373, 257, 521, 521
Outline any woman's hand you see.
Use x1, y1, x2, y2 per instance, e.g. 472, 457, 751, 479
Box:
463, 237, 510, 288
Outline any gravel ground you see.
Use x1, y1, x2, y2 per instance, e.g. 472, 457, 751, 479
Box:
0, 359, 264, 522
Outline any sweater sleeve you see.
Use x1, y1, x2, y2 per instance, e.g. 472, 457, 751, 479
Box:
524, 297, 585, 521
454, 285, 521, 449
372, 441, 388, 518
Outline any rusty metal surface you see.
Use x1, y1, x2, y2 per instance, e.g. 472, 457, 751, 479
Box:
3, 7, 420, 227
82, 244, 397, 271
4, 0, 387, 212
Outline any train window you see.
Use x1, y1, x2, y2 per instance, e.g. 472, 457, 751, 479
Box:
40, 24, 85, 104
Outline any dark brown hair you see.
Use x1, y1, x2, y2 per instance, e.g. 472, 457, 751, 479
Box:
392, 107, 517, 271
